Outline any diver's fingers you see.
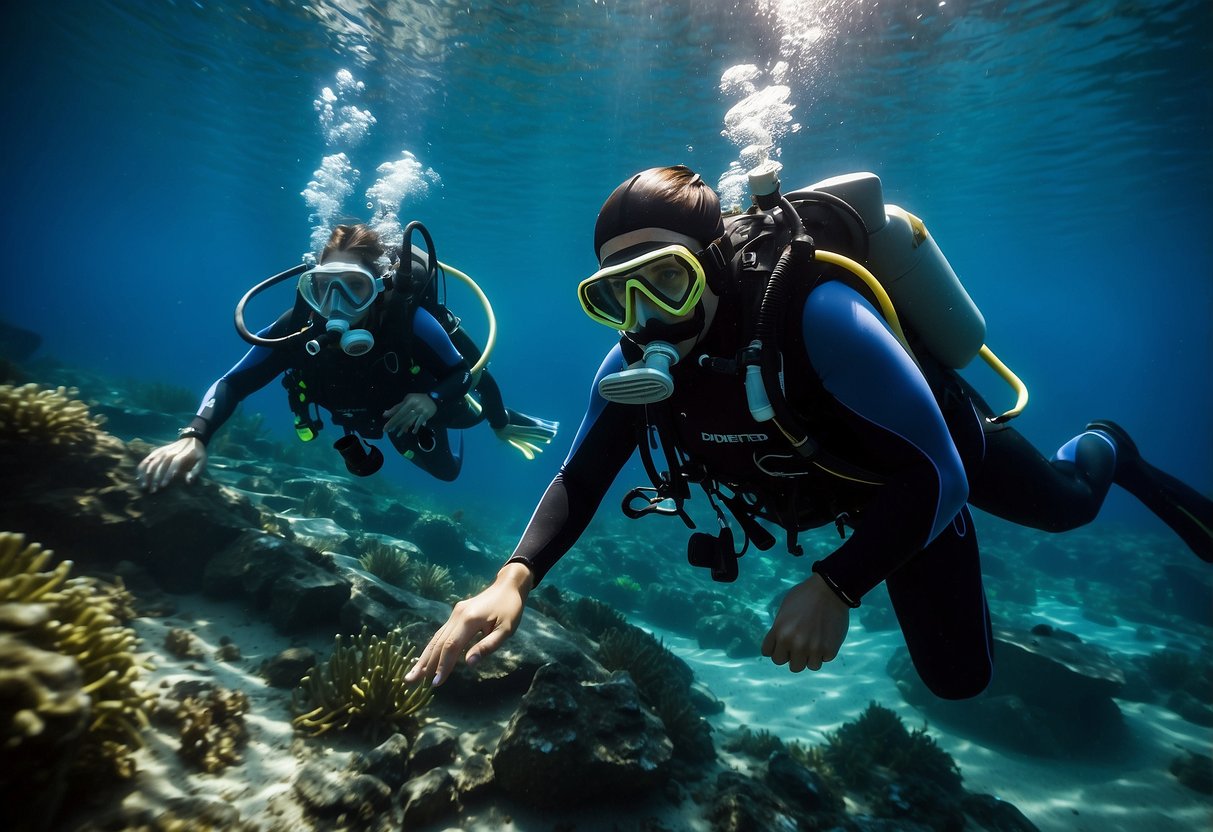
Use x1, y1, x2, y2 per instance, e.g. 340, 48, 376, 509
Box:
465, 624, 512, 668
184, 454, 207, 485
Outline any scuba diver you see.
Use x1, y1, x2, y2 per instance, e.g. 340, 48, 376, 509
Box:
137, 222, 558, 490
405, 164, 1213, 699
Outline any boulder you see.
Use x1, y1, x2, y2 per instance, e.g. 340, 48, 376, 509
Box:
492, 662, 673, 808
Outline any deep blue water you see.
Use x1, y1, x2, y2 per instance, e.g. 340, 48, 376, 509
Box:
4, 0, 1211, 534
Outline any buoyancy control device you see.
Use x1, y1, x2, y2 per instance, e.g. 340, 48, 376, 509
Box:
625, 162, 1029, 581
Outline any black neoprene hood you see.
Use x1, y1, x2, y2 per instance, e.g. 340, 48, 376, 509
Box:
593, 166, 726, 263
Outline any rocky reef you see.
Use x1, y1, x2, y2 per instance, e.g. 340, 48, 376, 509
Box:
2, 364, 1209, 831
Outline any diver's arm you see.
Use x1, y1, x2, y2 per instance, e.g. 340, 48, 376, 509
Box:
404, 347, 639, 687
410, 306, 475, 407
504, 347, 640, 583
138, 310, 295, 491
803, 281, 968, 604
181, 311, 297, 443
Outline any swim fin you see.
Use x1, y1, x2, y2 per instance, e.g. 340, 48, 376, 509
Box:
1087, 420, 1213, 563
493, 409, 559, 461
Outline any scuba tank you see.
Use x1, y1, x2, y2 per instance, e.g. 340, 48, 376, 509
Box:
742, 166, 1028, 426
796, 172, 984, 369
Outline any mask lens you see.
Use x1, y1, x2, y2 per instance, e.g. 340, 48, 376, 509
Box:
578, 246, 705, 329
299, 265, 378, 316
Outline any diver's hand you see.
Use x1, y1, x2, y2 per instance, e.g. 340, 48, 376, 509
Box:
493, 410, 559, 461
761, 573, 850, 672
136, 438, 208, 493
385, 393, 437, 436
405, 562, 534, 687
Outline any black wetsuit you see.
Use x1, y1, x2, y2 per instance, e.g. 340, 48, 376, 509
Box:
506, 280, 1120, 700
184, 294, 509, 481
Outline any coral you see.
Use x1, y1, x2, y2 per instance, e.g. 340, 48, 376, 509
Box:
164, 628, 205, 659
176, 686, 250, 773
292, 627, 433, 740
0, 532, 151, 789
407, 562, 456, 602
567, 595, 629, 640
723, 725, 786, 760
0, 383, 105, 446
358, 540, 412, 587
0, 626, 91, 831
823, 702, 962, 795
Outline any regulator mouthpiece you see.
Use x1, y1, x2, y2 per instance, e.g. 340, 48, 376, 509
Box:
597, 341, 679, 404
307, 317, 375, 357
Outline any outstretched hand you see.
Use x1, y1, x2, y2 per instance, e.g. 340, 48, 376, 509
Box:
136, 437, 208, 492
761, 573, 851, 672
405, 562, 534, 687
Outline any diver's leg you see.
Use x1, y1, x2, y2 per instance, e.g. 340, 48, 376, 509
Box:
885, 506, 994, 700
968, 422, 1115, 532
1086, 420, 1213, 562
389, 427, 463, 482
470, 369, 510, 429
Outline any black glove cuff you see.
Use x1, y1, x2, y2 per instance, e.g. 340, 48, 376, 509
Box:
811, 561, 861, 608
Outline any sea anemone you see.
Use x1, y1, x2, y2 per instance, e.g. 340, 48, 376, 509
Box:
292, 627, 433, 740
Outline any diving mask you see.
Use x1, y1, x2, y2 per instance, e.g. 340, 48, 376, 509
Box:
297, 259, 387, 318
578, 244, 706, 331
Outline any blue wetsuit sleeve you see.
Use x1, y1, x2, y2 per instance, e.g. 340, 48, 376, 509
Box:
506, 345, 639, 583
410, 307, 474, 407
805, 281, 969, 603
185, 310, 296, 444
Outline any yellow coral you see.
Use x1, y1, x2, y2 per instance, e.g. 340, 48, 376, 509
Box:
292, 626, 433, 740
0, 532, 150, 780
0, 383, 105, 446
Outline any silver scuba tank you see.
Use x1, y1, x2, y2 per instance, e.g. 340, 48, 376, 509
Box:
806, 172, 986, 369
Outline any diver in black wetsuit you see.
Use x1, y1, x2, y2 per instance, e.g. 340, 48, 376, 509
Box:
405, 166, 1213, 700
137, 223, 558, 489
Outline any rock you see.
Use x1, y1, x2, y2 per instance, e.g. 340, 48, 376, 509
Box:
708, 771, 808, 832
348, 733, 411, 790
456, 752, 495, 800
407, 724, 459, 773
400, 767, 460, 827
764, 750, 843, 814
1170, 749, 1213, 795
695, 612, 765, 659
961, 793, 1041, 831
889, 625, 1130, 757
204, 531, 349, 633
293, 761, 392, 818
492, 663, 673, 808
268, 563, 349, 633
338, 566, 453, 636
260, 647, 317, 688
